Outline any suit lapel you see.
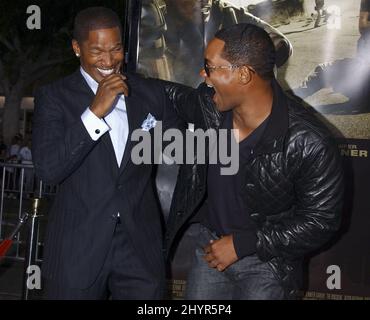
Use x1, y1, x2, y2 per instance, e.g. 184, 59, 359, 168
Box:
119, 92, 145, 175
102, 132, 119, 176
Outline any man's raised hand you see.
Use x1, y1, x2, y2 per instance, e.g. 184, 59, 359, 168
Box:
90, 73, 129, 118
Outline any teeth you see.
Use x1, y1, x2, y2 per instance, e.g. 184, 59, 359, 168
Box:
97, 68, 114, 76
206, 84, 214, 88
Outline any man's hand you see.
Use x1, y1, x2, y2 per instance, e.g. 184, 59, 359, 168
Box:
90, 73, 129, 118
203, 235, 238, 272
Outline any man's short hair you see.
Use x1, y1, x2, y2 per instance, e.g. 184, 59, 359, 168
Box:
215, 23, 276, 80
73, 7, 122, 43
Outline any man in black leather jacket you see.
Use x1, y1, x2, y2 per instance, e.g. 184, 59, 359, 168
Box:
163, 23, 344, 299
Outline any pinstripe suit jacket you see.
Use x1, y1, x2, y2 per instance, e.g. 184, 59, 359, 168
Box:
32, 70, 177, 289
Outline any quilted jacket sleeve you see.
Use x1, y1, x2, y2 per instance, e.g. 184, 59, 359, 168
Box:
256, 137, 345, 262
160, 80, 221, 128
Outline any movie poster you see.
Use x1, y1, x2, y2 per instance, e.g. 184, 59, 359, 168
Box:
136, 0, 370, 299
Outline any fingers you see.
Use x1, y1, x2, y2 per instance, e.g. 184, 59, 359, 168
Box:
203, 253, 226, 271
107, 82, 127, 96
208, 259, 219, 268
203, 252, 217, 267
121, 84, 129, 96
203, 238, 230, 272
204, 252, 215, 263
98, 76, 127, 95
99, 74, 129, 96
216, 264, 225, 272
99, 74, 125, 87
91, 74, 129, 118
203, 243, 222, 270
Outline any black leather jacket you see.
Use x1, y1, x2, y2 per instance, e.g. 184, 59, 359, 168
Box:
163, 79, 344, 297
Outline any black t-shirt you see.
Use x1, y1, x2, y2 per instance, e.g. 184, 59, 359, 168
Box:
203, 111, 269, 259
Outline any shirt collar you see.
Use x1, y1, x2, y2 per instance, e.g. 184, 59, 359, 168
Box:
80, 66, 98, 95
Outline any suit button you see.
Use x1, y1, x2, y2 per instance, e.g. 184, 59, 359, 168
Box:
176, 211, 183, 217
117, 184, 123, 190
111, 213, 118, 220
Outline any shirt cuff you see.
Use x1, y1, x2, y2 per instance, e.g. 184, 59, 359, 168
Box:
81, 108, 110, 141
233, 230, 258, 259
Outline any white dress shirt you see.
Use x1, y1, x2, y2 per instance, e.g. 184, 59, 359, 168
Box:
80, 67, 129, 167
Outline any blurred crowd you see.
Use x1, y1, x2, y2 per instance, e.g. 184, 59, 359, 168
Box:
0, 133, 34, 198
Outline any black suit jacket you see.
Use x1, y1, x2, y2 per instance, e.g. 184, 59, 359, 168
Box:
32, 70, 178, 289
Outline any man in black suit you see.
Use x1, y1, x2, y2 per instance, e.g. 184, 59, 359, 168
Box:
32, 7, 178, 299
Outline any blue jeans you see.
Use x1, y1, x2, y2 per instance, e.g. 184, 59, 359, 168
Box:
185, 224, 285, 300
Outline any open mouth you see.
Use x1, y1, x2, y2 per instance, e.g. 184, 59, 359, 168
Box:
204, 83, 216, 102
97, 67, 115, 77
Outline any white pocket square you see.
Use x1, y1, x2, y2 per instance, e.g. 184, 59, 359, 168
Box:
141, 113, 157, 131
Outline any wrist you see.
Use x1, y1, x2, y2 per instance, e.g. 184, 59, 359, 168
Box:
89, 105, 105, 119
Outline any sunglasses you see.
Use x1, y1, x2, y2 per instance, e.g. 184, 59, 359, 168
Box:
204, 60, 241, 77
203, 25, 259, 77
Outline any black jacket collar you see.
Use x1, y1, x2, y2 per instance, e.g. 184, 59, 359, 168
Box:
254, 78, 289, 155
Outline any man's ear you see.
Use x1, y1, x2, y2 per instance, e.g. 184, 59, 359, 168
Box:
239, 66, 253, 85
72, 39, 81, 57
